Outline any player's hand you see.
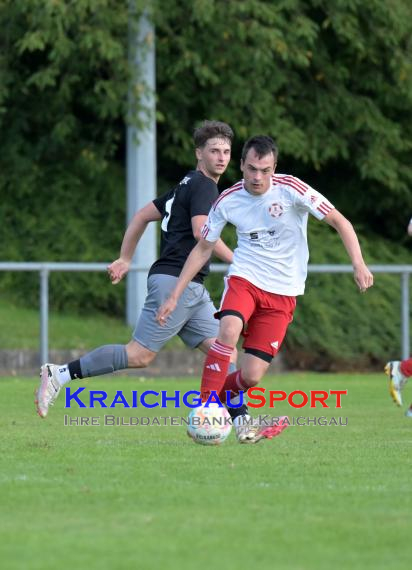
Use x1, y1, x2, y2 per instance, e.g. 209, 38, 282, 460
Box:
156, 297, 178, 326
107, 258, 130, 284
353, 264, 374, 292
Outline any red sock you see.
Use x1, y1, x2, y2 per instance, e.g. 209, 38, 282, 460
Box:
400, 357, 412, 377
218, 370, 248, 404
200, 340, 234, 403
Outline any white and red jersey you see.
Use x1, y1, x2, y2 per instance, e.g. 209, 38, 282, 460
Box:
201, 174, 335, 296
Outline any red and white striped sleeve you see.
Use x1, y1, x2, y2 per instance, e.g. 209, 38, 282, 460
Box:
277, 175, 334, 220
305, 188, 335, 220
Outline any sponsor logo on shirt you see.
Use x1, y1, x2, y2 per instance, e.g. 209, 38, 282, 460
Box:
249, 229, 279, 249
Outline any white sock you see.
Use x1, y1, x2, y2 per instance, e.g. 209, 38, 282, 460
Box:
55, 365, 72, 386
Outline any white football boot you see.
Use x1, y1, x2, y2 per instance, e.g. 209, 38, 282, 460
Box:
35, 364, 61, 418
234, 414, 257, 443
234, 415, 289, 444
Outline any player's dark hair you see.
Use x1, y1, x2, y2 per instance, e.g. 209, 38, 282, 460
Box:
194, 120, 234, 148
241, 135, 278, 162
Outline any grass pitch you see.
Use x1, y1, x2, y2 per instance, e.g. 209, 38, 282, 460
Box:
0, 373, 411, 570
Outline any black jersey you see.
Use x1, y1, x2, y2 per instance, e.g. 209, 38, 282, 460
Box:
149, 170, 219, 283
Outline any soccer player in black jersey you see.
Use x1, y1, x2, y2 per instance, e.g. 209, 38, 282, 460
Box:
36, 121, 235, 418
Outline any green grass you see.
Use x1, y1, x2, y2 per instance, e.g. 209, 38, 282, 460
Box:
0, 373, 411, 569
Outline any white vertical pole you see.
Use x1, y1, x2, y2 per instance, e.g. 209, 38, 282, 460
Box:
126, 8, 157, 326
401, 272, 410, 359
40, 268, 49, 364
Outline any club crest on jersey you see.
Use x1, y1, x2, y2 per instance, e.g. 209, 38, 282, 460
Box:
269, 203, 283, 218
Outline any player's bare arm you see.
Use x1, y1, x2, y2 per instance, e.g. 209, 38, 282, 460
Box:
323, 209, 374, 292
212, 238, 233, 264
156, 238, 215, 323
191, 215, 233, 264
108, 202, 162, 285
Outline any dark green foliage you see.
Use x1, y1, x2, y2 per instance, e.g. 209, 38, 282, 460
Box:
0, 0, 134, 311
0, 161, 126, 313
155, 0, 412, 237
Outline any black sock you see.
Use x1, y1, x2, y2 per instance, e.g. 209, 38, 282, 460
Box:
68, 360, 83, 380
227, 403, 249, 420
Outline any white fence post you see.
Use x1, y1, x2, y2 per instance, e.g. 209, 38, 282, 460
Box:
39, 267, 49, 365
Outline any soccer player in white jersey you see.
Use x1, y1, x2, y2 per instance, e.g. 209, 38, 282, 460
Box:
157, 135, 374, 441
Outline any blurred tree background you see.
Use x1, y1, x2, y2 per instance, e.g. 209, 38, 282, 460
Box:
0, 0, 411, 368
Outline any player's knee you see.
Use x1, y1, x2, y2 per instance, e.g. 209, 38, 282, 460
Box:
240, 374, 260, 388
219, 326, 240, 347
126, 342, 156, 368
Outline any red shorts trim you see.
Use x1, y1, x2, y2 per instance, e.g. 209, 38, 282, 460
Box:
216, 276, 296, 358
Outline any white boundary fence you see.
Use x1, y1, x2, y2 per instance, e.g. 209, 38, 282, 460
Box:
0, 262, 410, 364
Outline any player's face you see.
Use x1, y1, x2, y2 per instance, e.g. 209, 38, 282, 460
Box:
241, 149, 276, 195
196, 137, 231, 182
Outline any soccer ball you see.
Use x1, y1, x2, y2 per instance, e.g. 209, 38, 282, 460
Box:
187, 403, 232, 445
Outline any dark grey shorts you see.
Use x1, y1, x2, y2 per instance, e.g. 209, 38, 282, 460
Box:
133, 274, 219, 353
